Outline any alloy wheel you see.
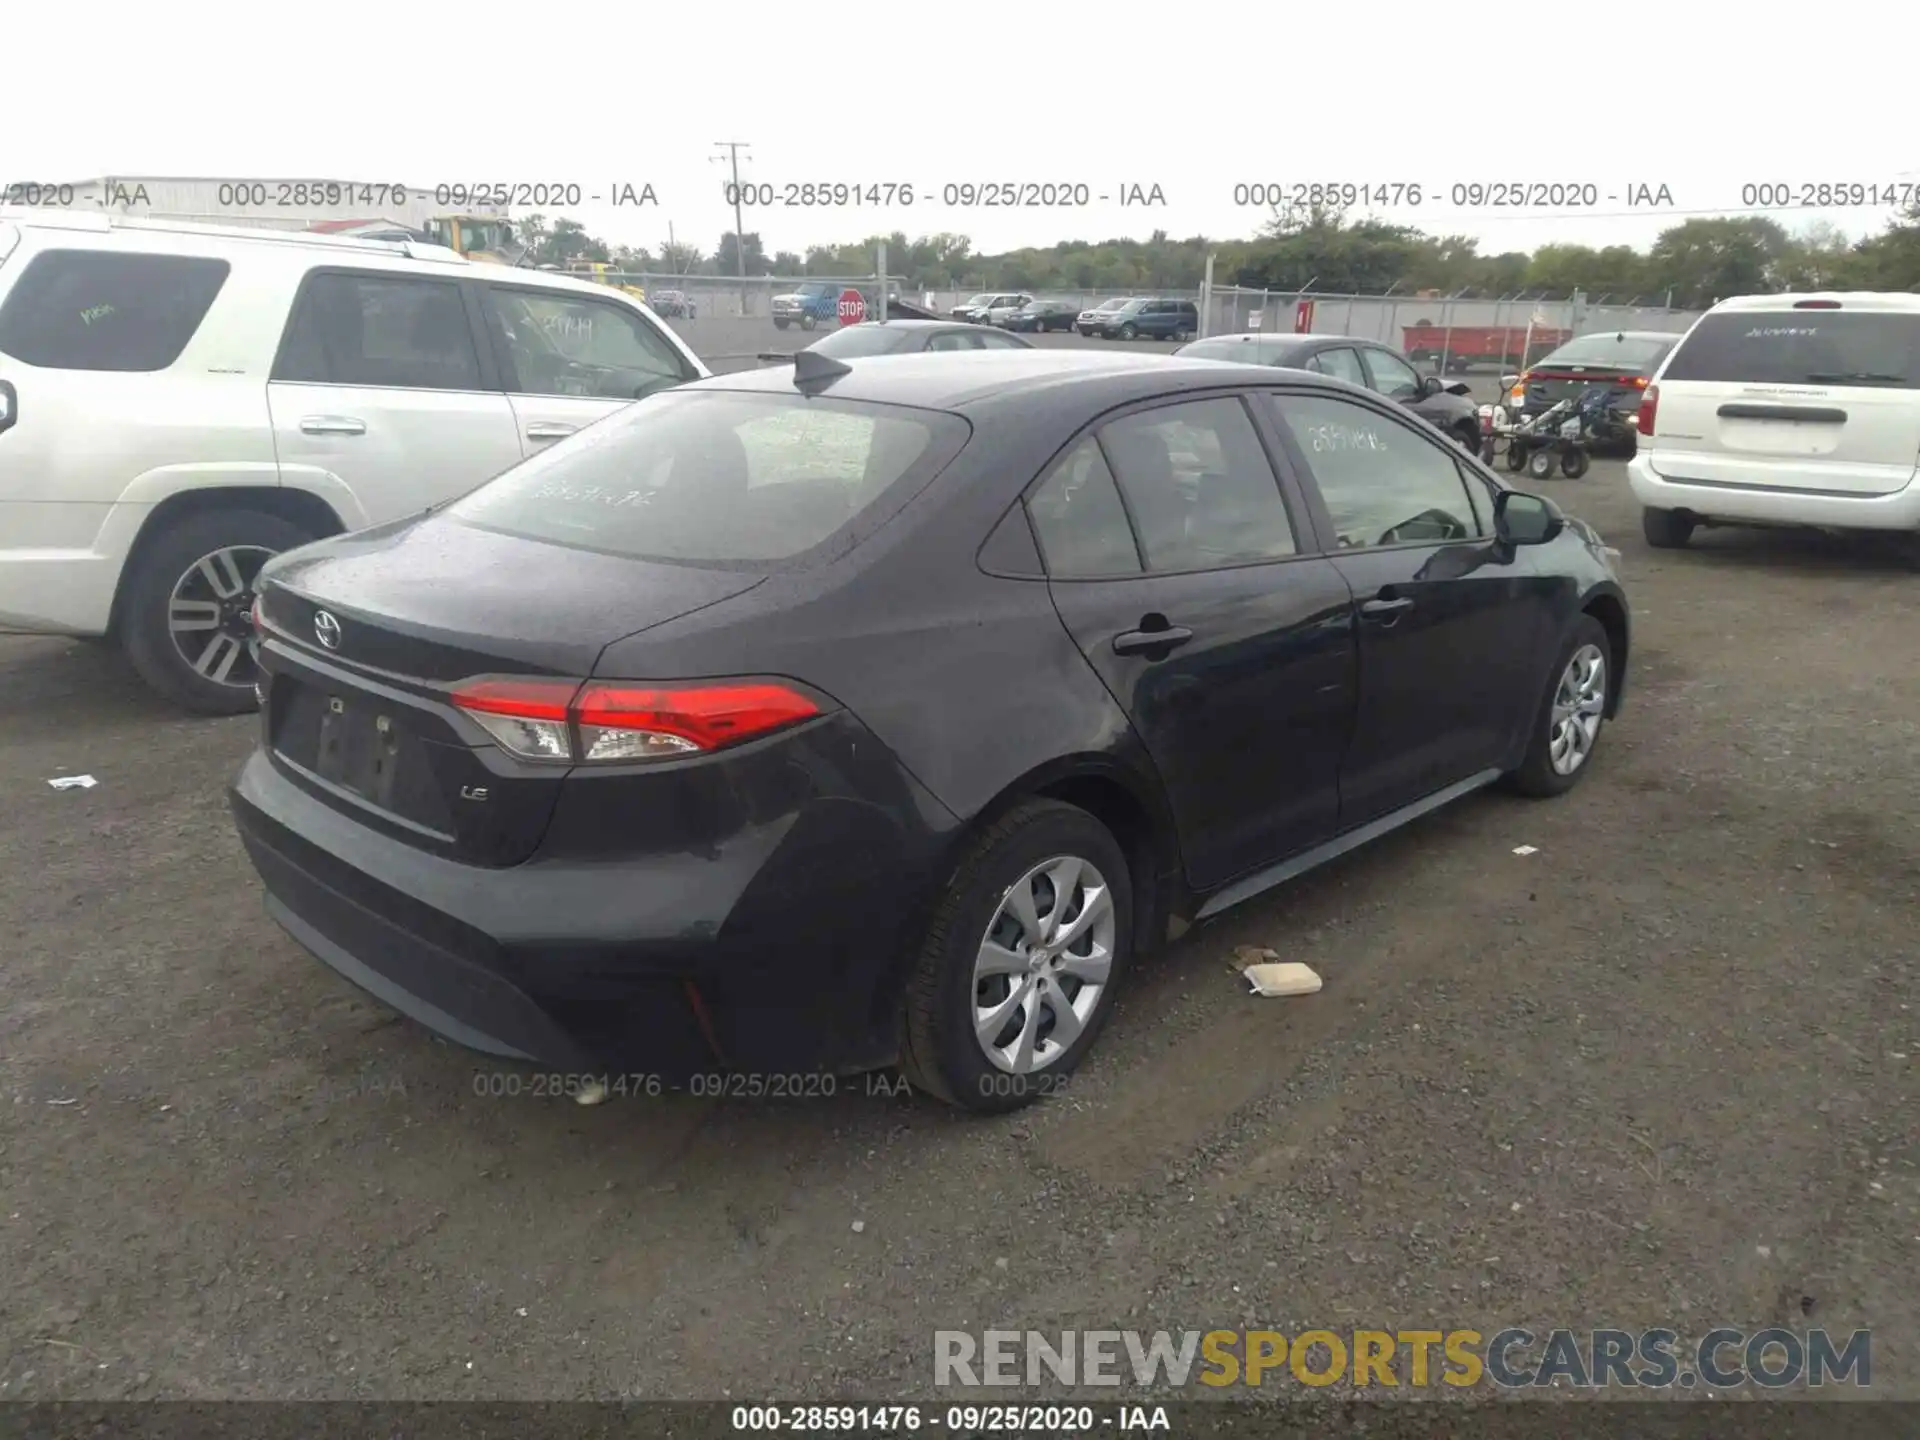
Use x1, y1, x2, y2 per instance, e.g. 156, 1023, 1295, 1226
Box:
167, 545, 274, 689
1549, 643, 1607, 775
972, 854, 1115, 1074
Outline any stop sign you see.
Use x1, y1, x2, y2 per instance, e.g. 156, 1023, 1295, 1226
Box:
837, 288, 868, 326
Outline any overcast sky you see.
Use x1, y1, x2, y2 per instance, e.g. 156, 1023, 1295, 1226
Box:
7, 0, 1915, 261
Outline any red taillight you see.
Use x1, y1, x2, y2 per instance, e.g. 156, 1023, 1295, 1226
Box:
450, 677, 822, 764
1637, 384, 1659, 437
575, 682, 820, 761
1627, 375, 1649, 389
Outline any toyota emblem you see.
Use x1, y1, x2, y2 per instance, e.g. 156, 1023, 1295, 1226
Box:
313, 610, 342, 650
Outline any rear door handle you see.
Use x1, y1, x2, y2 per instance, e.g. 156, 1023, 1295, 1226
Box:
526, 422, 579, 441
1113, 625, 1193, 655
1360, 597, 1414, 619
299, 416, 365, 436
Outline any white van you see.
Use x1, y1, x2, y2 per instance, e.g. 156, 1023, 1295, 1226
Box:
0, 208, 708, 712
1628, 292, 1920, 551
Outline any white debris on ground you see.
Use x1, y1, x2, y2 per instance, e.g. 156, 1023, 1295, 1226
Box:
47, 775, 97, 790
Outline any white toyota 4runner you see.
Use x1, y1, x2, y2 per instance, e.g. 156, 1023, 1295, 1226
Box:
0, 209, 708, 712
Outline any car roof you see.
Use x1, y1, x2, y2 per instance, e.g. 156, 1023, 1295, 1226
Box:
693, 348, 1340, 415
1706, 292, 1920, 313
1556, 330, 1684, 342
0, 206, 641, 303
837, 319, 970, 332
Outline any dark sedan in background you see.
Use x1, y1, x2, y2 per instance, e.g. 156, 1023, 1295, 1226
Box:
1501, 331, 1682, 457
1176, 331, 1483, 451
231, 349, 1628, 1114
1003, 299, 1082, 333
788, 320, 1036, 358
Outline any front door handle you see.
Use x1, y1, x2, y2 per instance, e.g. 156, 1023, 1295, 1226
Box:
299, 416, 366, 436
526, 422, 579, 441
1113, 625, 1193, 655
1360, 596, 1414, 619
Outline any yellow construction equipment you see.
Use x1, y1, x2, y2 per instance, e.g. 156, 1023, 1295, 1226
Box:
562, 259, 648, 303
422, 215, 522, 265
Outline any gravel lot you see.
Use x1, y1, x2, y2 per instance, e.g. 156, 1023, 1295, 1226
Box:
2, 344, 1917, 1403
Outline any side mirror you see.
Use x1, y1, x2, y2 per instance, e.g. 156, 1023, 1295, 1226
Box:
1494, 489, 1565, 546
1417, 374, 1443, 399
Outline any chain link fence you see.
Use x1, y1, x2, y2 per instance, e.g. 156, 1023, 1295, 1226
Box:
1197, 289, 1703, 370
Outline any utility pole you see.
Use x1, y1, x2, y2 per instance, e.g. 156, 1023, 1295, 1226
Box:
712, 141, 751, 314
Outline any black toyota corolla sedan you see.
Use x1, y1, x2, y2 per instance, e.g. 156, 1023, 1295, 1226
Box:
232, 349, 1629, 1113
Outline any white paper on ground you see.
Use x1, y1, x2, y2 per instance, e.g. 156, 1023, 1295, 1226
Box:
1244, 962, 1323, 997
1512, 844, 1538, 856
47, 775, 97, 790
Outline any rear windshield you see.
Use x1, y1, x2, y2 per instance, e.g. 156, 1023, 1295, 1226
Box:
448, 389, 968, 566
1534, 334, 1674, 370
1178, 337, 1288, 362
1660, 311, 1920, 389
806, 325, 913, 358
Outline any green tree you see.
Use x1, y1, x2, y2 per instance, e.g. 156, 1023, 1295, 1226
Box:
712, 231, 770, 275
1645, 216, 1792, 307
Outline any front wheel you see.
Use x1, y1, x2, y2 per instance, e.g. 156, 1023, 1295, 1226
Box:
897, 799, 1133, 1114
1454, 422, 1482, 454
1526, 447, 1558, 481
1560, 448, 1591, 479
772, 317, 790, 331
120, 507, 314, 715
1505, 442, 1529, 472
1119, 323, 1138, 340
1505, 616, 1612, 797
799, 312, 818, 331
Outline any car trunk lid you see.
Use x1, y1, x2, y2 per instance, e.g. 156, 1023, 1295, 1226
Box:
256, 512, 764, 866
1645, 307, 1920, 495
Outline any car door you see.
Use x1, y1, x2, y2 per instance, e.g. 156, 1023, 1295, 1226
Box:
267, 267, 522, 528
477, 283, 701, 455
1261, 388, 1553, 826
1028, 395, 1358, 889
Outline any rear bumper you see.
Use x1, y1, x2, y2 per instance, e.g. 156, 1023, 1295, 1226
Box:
230, 716, 961, 1078
0, 499, 142, 634
1628, 456, 1920, 531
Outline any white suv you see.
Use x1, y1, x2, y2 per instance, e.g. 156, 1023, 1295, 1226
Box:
0, 209, 707, 712
1629, 292, 1920, 552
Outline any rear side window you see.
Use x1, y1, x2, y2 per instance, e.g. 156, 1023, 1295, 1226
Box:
0, 249, 229, 372
449, 390, 968, 566
1027, 439, 1142, 578
275, 271, 483, 391
1660, 312, 1920, 389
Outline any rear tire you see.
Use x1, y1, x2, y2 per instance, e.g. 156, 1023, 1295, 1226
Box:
121, 507, 313, 715
897, 799, 1133, 1114
1505, 443, 1528, 472
1642, 507, 1695, 549
1527, 447, 1557, 481
1560, 448, 1591, 479
1505, 616, 1612, 798
1119, 324, 1138, 341
772, 317, 790, 331
800, 313, 818, 331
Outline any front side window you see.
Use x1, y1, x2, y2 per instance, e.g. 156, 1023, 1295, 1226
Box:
275, 272, 482, 390
0, 249, 230, 372
1361, 347, 1422, 399
484, 288, 693, 401
1269, 393, 1482, 549
449, 390, 966, 566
